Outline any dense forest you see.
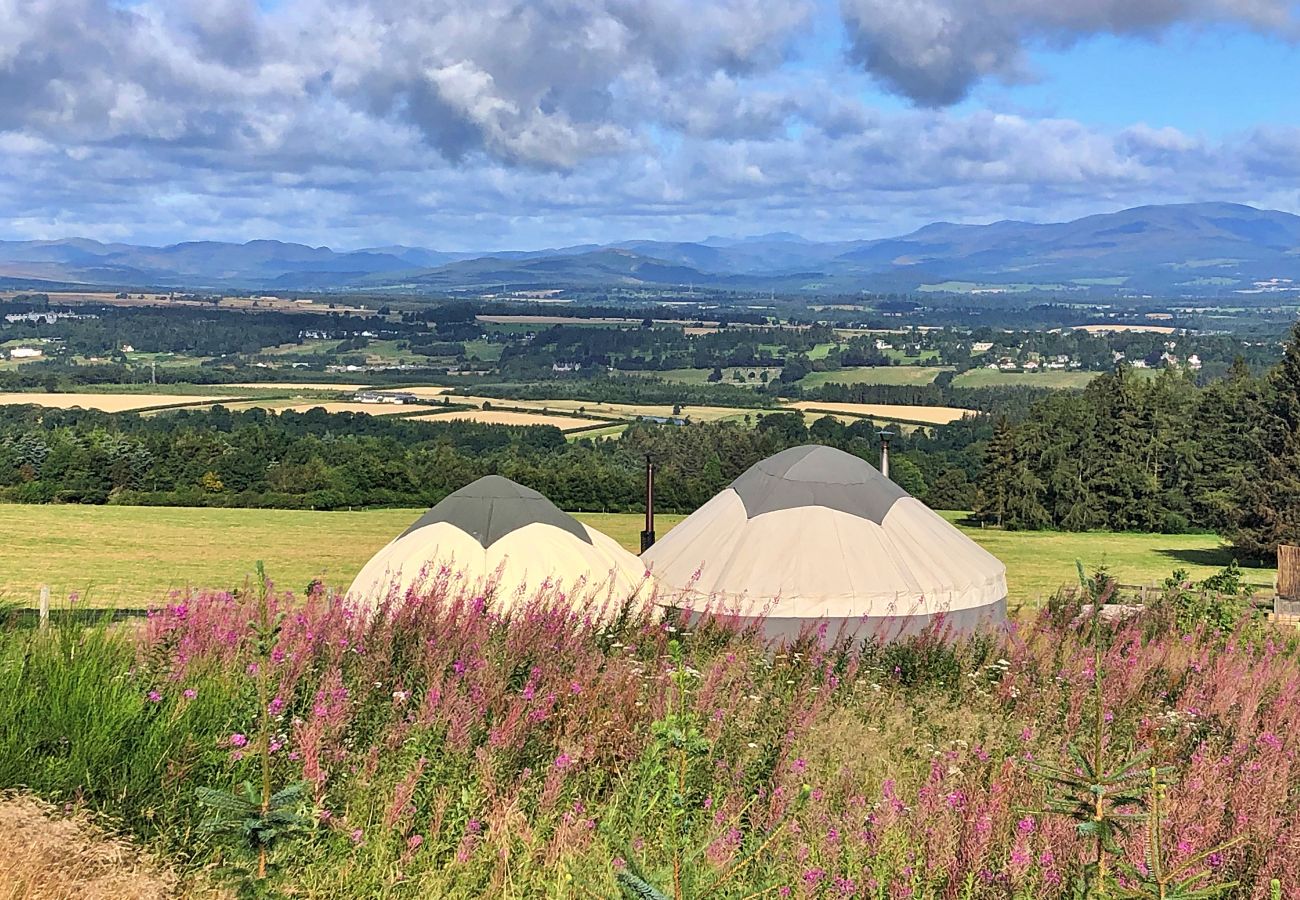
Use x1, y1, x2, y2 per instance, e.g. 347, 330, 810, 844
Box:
0, 403, 982, 515
972, 324, 1300, 562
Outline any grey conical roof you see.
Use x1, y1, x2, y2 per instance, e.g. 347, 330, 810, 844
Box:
730, 445, 909, 524
398, 475, 591, 548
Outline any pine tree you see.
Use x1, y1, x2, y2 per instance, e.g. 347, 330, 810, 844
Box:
975, 417, 1015, 526
1232, 323, 1300, 562
975, 417, 1050, 529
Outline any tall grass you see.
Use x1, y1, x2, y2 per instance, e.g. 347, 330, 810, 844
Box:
0, 574, 1297, 898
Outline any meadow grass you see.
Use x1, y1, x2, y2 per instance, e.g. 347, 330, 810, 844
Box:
951, 369, 1100, 389
0, 578, 1294, 897
800, 366, 949, 388
0, 503, 1270, 608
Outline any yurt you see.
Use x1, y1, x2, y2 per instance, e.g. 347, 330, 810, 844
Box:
641, 445, 1007, 639
348, 475, 650, 610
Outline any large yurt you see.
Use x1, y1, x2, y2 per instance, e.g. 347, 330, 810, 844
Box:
641, 445, 1007, 640
348, 475, 649, 611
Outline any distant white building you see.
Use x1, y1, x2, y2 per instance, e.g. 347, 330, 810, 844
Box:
8, 347, 42, 359
1022, 359, 1040, 370
1187, 354, 1202, 370
971, 341, 994, 354
874, 339, 894, 351
121, 344, 135, 353
354, 390, 418, 404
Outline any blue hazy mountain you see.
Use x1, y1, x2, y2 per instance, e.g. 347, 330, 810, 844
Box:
2, 202, 1298, 295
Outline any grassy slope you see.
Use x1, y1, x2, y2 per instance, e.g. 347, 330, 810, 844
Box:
0, 504, 1269, 609
952, 369, 1100, 389
800, 366, 948, 388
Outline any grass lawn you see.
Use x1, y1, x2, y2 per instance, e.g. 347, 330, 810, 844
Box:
800, 366, 949, 388
0, 504, 1270, 610
952, 369, 1099, 389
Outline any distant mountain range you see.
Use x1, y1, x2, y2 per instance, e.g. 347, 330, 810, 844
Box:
3, 203, 1300, 297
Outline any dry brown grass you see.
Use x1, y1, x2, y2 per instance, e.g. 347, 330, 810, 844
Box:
1073, 323, 1176, 334
411, 409, 611, 430
0, 793, 185, 900
0, 393, 219, 412
785, 400, 973, 425
279, 402, 441, 416
223, 382, 370, 391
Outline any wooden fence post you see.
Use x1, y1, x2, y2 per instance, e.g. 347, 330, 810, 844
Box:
38, 585, 50, 630
1276, 545, 1300, 625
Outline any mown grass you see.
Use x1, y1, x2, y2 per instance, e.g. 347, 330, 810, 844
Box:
951, 369, 1100, 389
0, 503, 1270, 608
800, 366, 949, 388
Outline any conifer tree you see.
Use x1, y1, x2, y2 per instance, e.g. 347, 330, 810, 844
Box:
975, 417, 1015, 526
1232, 322, 1300, 562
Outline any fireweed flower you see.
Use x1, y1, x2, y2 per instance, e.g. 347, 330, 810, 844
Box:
146, 690, 162, 703
182, 688, 197, 700
228, 733, 248, 748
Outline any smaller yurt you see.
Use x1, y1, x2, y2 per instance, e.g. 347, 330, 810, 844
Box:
348, 475, 649, 611
642, 445, 1007, 640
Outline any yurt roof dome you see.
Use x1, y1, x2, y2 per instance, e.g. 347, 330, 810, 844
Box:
398, 475, 590, 548
348, 475, 648, 609
641, 444, 1007, 639
730, 445, 909, 522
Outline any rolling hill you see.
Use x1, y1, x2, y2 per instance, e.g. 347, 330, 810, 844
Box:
3, 202, 1298, 295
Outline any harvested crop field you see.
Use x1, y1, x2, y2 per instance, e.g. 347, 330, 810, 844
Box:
0, 392, 228, 412
785, 400, 973, 425
0, 793, 181, 900
446, 396, 751, 422
412, 410, 611, 430
1073, 323, 1177, 334
530, 399, 750, 422
224, 382, 370, 391
280, 402, 442, 416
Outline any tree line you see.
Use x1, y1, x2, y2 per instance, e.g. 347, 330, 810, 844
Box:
0, 403, 980, 515
972, 327, 1300, 562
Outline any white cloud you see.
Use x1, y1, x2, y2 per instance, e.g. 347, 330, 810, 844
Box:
840, 0, 1299, 106
0, 0, 1296, 247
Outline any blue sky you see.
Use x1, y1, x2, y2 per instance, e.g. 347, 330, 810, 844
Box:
1, 0, 1297, 250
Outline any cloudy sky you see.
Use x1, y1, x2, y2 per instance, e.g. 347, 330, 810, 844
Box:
1, 0, 1298, 249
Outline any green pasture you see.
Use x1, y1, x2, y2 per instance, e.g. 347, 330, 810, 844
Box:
0, 504, 1270, 610
800, 366, 948, 388
951, 369, 1100, 389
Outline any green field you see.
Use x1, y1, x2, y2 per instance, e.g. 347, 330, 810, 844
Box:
952, 368, 1100, 389
0, 504, 1270, 609
800, 366, 949, 388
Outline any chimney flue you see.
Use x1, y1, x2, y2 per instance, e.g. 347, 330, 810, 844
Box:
640, 455, 656, 552
877, 427, 895, 480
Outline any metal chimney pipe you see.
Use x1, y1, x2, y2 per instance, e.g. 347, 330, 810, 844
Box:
877, 428, 894, 480
640, 455, 657, 552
